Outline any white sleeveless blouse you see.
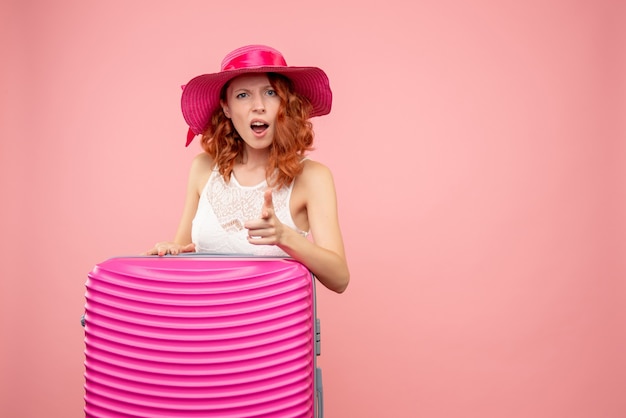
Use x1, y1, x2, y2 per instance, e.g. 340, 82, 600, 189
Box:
191, 168, 308, 256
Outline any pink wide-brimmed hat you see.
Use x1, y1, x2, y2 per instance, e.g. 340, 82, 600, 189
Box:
181, 44, 333, 146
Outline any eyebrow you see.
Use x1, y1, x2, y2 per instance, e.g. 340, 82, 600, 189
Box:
232, 84, 274, 93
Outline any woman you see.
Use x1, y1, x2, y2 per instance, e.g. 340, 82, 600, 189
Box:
146, 45, 349, 293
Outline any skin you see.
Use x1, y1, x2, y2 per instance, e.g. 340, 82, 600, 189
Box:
146, 74, 349, 293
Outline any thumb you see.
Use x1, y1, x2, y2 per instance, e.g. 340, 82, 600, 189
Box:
262, 189, 274, 219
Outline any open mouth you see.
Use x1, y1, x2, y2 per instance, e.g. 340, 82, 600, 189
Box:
251, 121, 269, 134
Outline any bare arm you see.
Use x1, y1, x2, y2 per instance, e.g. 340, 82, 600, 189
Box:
144, 153, 212, 255
245, 161, 350, 293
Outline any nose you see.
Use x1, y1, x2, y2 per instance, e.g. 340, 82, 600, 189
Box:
252, 95, 266, 113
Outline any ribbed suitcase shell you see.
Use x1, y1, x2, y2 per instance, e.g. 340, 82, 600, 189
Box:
84, 256, 321, 418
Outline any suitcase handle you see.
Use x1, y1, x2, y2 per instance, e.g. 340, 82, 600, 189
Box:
316, 367, 324, 418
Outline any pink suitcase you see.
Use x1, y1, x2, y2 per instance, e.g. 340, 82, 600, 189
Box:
83, 255, 323, 418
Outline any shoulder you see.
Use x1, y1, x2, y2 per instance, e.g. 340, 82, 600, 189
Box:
188, 152, 215, 192
188, 152, 215, 178
299, 159, 334, 185
295, 159, 337, 199
191, 152, 214, 171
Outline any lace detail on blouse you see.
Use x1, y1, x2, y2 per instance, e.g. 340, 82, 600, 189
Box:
191, 169, 307, 256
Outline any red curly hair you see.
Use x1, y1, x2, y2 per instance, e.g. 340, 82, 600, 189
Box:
200, 73, 315, 189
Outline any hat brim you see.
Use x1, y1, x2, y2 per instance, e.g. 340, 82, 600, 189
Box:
181, 66, 332, 136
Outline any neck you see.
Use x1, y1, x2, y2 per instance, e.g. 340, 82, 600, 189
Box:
240, 146, 270, 168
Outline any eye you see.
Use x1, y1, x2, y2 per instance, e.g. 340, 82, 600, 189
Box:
236, 92, 249, 99
266, 89, 277, 97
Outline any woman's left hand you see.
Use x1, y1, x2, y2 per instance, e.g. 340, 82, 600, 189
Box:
244, 189, 286, 246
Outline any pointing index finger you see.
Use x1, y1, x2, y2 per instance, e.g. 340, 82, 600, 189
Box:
262, 189, 274, 219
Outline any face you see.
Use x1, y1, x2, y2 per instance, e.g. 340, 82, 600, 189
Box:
222, 73, 281, 152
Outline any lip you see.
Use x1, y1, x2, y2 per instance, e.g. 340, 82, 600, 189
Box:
250, 119, 270, 138
250, 118, 269, 125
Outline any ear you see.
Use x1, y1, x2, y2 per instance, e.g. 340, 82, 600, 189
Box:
221, 100, 231, 118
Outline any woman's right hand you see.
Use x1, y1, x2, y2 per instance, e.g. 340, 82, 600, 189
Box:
143, 242, 196, 256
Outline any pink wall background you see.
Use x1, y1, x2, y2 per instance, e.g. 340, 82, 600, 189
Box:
1, 0, 625, 417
